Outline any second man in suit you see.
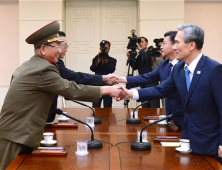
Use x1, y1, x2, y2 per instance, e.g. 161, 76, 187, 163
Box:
118, 31, 184, 128
47, 32, 118, 122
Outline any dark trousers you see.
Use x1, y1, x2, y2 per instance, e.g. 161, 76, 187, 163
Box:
93, 95, 112, 108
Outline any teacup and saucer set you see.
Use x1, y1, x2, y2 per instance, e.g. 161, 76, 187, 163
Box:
175, 139, 192, 154
40, 132, 57, 146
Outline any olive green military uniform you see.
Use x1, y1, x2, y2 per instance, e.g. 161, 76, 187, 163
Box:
0, 21, 101, 170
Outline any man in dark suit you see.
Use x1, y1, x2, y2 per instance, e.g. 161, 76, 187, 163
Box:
90, 40, 117, 108
127, 37, 160, 108
47, 32, 118, 122
0, 21, 123, 169
118, 31, 184, 128
119, 24, 222, 161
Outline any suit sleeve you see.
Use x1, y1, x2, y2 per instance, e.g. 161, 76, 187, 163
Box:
58, 59, 103, 86
38, 65, 101, 103
137, 72, 177, 101
210, 64, 222, 145
126, 67, 160, 89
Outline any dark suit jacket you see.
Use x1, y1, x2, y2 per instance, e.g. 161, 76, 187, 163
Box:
127, 59, 184, 128
47, 58, 104, 122
137, 55, 222, 155
0, 55, 100, 148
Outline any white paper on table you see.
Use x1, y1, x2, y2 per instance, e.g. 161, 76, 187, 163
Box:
160, 142, 180, 147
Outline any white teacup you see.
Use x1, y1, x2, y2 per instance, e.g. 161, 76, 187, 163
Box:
86, 116, 95, 127
180, 139, 190, 151
60, 111, 67, 119
76, 140, 88, 156
43, 132, 54, 143
158, 115, 167, 124
137, 130, 148, 142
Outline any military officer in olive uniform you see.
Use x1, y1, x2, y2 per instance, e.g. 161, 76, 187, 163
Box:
0, 21, 123, 169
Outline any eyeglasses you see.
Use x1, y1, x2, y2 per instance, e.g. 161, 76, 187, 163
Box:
45, 44, 62, 51
162, 41, 172, 46
61, 44, 69, 49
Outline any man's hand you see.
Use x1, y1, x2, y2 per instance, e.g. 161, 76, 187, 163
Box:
102, 59, 108, 63
114, 85, 133, 101
101, 86, 124, 99
218, 145, 222, 158
97, 58, 102, 63
126, 51, 130, 58
136, 43, 142, 50
103, 74, 119, 85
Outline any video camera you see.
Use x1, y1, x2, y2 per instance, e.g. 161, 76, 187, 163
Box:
127, 29, 140, 51
99, 40, 108, 60
148, 38, 164, 58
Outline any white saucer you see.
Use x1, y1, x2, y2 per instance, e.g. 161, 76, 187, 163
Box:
157, 122, 168, 126
57, 117, 70, 121
40, 140, 57, 146
75, 151, 89, 156
175, 147, 192, 154
149, 120, 155, 123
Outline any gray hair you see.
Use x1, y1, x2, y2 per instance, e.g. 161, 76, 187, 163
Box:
177, 24, 204, 50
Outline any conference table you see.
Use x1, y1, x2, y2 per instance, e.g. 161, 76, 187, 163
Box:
8, 108, 222, 170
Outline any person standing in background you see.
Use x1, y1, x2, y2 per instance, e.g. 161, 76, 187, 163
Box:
127, 37, 160, 108
90, 40, 117, 108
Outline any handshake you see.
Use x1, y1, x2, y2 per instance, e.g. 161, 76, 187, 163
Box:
101, 74, 133, 101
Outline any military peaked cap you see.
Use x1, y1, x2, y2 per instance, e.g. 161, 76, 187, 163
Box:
25, 20, 63, 48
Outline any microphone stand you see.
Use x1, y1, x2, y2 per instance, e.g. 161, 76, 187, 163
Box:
124, 50, 137, 108
70, 99, 102, 124
126, 101, 148, 124
131, 112, 180, 151
56, 110, 102, 149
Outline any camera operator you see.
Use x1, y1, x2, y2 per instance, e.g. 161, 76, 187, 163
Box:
149, 38, 164, 70
127, 37, 160, 108
90, 40, 117, 108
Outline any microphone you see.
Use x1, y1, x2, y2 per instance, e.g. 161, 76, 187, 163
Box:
56, 109, 102, 149
131, 112, 181, 151
69, 99, 101, 124
126, 101, 149, 124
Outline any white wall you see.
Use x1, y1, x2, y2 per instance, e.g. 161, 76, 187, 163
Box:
185, 1, 222, 63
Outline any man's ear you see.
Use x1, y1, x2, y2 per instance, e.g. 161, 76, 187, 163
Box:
189, 41, 196, 51
39, 45, 46, 56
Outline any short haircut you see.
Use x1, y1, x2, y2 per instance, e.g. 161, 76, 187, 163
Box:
177, 24, 204, 50
58, 31, 66, 37
139, 37, 148, 42
164, 31, 177, 44
100, 40, 111, 47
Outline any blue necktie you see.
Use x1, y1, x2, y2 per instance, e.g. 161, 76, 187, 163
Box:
167, 63, 173, 77
185, 67, 190, 91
